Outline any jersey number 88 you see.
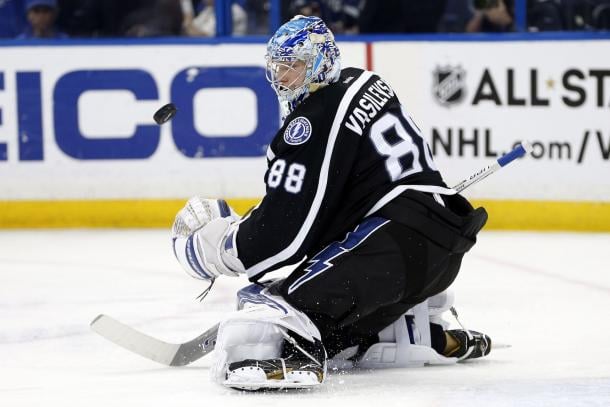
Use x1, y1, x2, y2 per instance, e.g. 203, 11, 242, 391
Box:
267, 160, 306, 194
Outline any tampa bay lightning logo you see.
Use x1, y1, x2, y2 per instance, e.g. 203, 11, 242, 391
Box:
283, 117, 312, 145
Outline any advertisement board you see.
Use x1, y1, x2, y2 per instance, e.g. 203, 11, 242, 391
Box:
0, 42, 361, 201
373, 40, 610, 202
0, 39, 607, 230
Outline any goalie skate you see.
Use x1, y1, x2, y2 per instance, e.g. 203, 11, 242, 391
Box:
222, 332, 326, 391
445, 330, 492, 361
224, 357, 324, 390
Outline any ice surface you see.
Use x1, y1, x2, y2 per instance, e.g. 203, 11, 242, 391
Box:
1, 230, 609, 407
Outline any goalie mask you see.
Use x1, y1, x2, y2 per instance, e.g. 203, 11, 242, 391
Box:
265, 15, 341, 119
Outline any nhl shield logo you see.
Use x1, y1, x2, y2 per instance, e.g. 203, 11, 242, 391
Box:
433, 66, 466, 107
284, 117, 312, 145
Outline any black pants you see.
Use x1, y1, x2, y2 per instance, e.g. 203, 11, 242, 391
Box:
278, 191, 487, 357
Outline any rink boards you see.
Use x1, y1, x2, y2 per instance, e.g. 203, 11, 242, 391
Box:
0, 38, 608, 230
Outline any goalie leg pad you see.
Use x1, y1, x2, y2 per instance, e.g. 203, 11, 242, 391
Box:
212, 283, 326, 390
405, 289, 455, 331
355, 291, 493, 368
356, 291, 458, 369
356, 317, 457, 369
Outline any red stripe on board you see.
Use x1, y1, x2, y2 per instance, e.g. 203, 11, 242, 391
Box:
366, 42, 373, 71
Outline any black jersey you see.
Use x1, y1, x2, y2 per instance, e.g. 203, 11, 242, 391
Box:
235, 67, 447, 281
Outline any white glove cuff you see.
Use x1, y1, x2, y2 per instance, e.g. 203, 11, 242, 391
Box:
172, 235, 218, 280
220, 227, 246, 274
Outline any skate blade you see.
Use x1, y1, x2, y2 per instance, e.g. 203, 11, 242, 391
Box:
493, 342, 512, 349
223, 379, 321, 391
224, 369, 321, 391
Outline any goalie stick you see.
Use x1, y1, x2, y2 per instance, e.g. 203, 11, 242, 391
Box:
452, 141, 532, 193
90, 314, 218, 367
91, 141, 530, 366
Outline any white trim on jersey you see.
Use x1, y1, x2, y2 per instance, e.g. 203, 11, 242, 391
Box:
365, 184, 457, 218
433, 193, 446, 207
242, 71, 375, 278
266, 145, 276, 162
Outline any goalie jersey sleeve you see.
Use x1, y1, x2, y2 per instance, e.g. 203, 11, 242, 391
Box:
234, 68, 444, 281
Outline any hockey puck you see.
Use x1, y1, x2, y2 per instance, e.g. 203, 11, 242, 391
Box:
153, 103, 177, 125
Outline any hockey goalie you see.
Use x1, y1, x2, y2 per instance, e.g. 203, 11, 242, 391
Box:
171, 15, 491, 391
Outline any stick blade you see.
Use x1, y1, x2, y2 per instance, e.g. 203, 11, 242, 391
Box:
91, 314, 180, 366
170, 328, 218, 366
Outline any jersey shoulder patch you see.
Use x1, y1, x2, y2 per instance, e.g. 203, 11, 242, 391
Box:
283, 116, 312, 145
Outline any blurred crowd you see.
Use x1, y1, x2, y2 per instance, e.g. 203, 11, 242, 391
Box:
1, 0, 609, 39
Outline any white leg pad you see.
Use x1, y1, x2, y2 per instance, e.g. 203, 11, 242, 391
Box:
356, 290, 457, 369
211, 286, 323, 388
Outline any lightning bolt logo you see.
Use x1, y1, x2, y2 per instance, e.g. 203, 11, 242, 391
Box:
300, 242, 346, 281
287, 217, 389, 294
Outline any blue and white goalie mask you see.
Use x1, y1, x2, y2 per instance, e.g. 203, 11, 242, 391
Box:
266, 16, 341, 118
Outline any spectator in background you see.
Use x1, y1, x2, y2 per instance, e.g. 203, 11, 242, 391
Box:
439, 0, 476, 32
589, 0, 610, 30
245, 0, 270, 34
53, 0, 128, 38
17, 0, 68, 38
288, 0, 361, 34
120, 0, 183, 37
55, 0, 98, 37
527, 0, 564, 31
54, 0, 183, 38
359, 0, 447, 33
541, 0, 610, 31
466, 0, 513, 32
0, 0, 27, 38
55, 0, 142, 38
439, 0, 513, 33
290, 0, 322, 19
182, 0, 247, 36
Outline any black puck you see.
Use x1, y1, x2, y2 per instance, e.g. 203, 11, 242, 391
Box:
153, 103, 177, 124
